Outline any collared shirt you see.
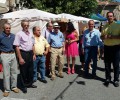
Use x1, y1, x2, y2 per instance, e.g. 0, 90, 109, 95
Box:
42, 29, 52, 42
13, 30, 34, 51
82, 28, 103, 48
34, 35, 49, 55
102, 21, 120, 46
0, 32, 15, 52
48, 31, 65, 48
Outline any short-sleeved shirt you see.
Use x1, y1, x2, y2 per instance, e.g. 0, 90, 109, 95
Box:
102, 21, 120, 46
13, 30, 34, 51
48, 31, 65, 48
0, 32, 15, 52
34, 35, 50, 55
82, 28, 103, 48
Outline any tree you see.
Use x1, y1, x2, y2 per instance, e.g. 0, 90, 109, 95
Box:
19, 0, 98, 17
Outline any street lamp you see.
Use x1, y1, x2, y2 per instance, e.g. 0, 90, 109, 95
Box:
101, 2, 109, 16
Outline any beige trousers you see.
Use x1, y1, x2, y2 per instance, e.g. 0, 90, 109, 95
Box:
50, 47, 64, 77
0, 53, 18, 92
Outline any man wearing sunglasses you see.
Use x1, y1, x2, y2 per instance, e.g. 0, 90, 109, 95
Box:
102, 12, 120, 87
82, 20, 103, 78
48, 22, 65, 80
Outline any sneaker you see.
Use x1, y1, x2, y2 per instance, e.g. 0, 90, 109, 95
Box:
113, 81, 119, 87
57, 74, 64, 78
51, 77, 55, 81
3, 92, 9, 97
40, 79, 47, 83
12, 88, 19, 93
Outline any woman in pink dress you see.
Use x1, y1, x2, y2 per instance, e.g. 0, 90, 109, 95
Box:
65, 22, 79, 74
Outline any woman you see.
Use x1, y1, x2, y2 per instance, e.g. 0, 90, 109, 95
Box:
65, 22, 79, 74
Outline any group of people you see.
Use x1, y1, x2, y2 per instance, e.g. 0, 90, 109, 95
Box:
0, 11, 119, 97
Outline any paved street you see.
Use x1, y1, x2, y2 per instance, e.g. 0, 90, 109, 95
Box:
0, 57, 120, 100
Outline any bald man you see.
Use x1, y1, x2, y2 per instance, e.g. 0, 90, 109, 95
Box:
0, 23, 19, 97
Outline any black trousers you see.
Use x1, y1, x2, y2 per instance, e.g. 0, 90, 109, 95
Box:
19, 50, 33, 88
104, 45, 120, 82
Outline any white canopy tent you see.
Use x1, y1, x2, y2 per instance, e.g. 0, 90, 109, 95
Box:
0, 0, 9, 13
0, 9, 60, 33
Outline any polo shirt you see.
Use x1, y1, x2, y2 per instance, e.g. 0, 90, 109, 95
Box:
34, 35, 49, 55
0, 32, 15, 52
102, 21, 120, 46
48, 31, 65, 48
82, 28, 103, 48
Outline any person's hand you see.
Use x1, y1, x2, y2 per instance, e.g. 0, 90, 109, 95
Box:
43, 51, 48, 56
33, 54, 36, 61
19, 58, 25, 65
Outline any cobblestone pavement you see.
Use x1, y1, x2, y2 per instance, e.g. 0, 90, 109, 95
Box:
0, 57, 120, 100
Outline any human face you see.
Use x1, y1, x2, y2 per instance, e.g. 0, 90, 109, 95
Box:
4, 24, 11, 35
107, 13, 114, 23
34, 27, 41, 37
47, 23, 53, 32
54, 27, 59, 33
22, 22, 29, 32
88, 21, 94, 31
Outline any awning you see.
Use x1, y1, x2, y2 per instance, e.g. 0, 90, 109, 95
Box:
90, 13, 107, 21
0, 0, 9, 13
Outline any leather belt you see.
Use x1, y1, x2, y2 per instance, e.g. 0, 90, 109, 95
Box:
1, 51, 15, 54
51, 46, 63, 49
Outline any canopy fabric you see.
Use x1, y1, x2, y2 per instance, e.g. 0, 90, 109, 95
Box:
58, 13, 99, 22
1, 9, 60, 20
90, 13, 107, 21
0, 0, 9, 13
96, 13, 107, 21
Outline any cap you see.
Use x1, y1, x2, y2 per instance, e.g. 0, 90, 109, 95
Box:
53, 22, 60, 28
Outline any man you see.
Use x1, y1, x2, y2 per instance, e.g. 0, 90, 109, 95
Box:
82, 20, 103, 78
33, 26, 49, 83
48, 22, 65, 80
13, 20, 37, 93
0, 23, 19, 97
101, 12, 120, 87
42, 22, 53, 75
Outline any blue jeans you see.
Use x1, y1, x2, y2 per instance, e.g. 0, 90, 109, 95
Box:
84, 46, 98, 75
33, 55, 46, 81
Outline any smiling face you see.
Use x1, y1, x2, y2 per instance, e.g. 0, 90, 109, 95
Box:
4, 23, 11, 35
107, 12, 114, 23
88, 20, 94, 31
33, 27, 41, 37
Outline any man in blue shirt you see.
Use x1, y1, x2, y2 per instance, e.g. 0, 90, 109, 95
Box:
82, 20, 103, 78
0, 23, 19, 97
48, 22, 65, 80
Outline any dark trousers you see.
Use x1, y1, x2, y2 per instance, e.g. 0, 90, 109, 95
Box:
104, 45, 120, 82
19, 50, 33, 88
84, 46, 98, 75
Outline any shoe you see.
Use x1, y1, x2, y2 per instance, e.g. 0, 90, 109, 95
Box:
113, 81, 119, 87
67, 67, 71, 74
57, 74, 64, 78
71, 68, 75, 74
3, 92, 9, 97
22, 88, 27, 93
51, 77, 55, 81
103, 79, 110, 87
28, 84, 37, 88
40, 79, 47, 83
12, 88, 19, 93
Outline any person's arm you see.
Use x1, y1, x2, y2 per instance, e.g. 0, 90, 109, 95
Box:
44, 39, 50, 56
16, 46, 25, 65
32, 45, 36, 61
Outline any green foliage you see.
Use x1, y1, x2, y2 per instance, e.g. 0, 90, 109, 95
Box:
20, 0, 98, 17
